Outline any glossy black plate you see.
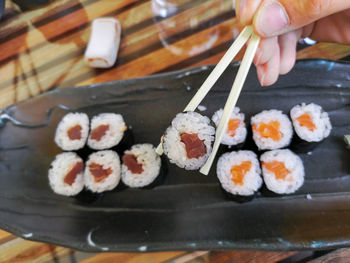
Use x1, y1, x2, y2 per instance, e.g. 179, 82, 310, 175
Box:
1, 59, 350, 252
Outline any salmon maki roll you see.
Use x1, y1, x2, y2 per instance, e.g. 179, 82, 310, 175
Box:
290, 103, 332, 142
217, 150, 262, 196
251, 110, 293, 150
261, 149, 304, 194
212, 107, 247, 146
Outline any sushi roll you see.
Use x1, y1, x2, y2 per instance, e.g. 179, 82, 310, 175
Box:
163, 111, 215, 170
212, 107, 247, 146
251, 110, 293, 150
121, 144, 161, 188
260, 149, 304, 194
84, 150, 121, 193
54, 112, 89, 151
88, 113, 127, 150
48, 152, 85, 196
290, 103, 332, 142
217, 150, 262, 196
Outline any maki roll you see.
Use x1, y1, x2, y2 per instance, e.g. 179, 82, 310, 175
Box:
84, 150, 121, 193
217, 150, 262, 196
54, 112, 89, 151
87, 113, 127, 150
251, 110, 293, 150
163, 111, 215, 170
121, 144, 161, 188
290, 103, 332, 142
260, 149, 304, 194
212, 107, 247, 147
48, 152, 85, 196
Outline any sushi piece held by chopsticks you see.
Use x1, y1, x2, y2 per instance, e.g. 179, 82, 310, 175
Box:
156, 26, 255, 156
162, 112, 215, 170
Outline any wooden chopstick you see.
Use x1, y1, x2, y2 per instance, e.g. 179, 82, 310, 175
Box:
200, 32, 260, 175
155, 26, 254, 155
183, 26, 253, 111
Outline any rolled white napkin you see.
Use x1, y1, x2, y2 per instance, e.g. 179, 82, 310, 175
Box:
84, 17, 121, 68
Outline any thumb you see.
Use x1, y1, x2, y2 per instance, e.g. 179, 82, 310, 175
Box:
253, 0, 350, 37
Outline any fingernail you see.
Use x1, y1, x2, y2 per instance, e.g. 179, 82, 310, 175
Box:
256, 1, 289, 36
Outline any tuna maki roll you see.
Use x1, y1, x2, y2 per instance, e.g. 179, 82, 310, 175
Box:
54, 112, 89, 151
48, 152, 85, 196
84, 150, 121, 193
122, 144, 161, 188
87, 113, 127, 150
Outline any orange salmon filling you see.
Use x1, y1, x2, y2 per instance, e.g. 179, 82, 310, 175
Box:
89, 163, 112, 182
227, 119, 241, 137
262, 161, 291, 180
230, 161, 252, 185
253, 121, 282, 141
296, 113, 316, 131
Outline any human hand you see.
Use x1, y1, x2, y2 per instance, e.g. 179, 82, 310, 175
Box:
236, 0, 350, 86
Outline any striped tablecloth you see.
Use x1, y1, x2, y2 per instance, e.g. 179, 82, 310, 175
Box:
1, 0, 350, 262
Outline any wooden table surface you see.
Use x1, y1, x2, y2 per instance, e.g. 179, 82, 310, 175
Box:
1, 0, 350, 262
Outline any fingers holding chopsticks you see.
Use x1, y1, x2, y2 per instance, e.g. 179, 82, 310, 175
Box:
254, 28, 303, 86
235, 0, 350, 86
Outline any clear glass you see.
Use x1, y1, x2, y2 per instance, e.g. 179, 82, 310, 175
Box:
151, 0, 235, 56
